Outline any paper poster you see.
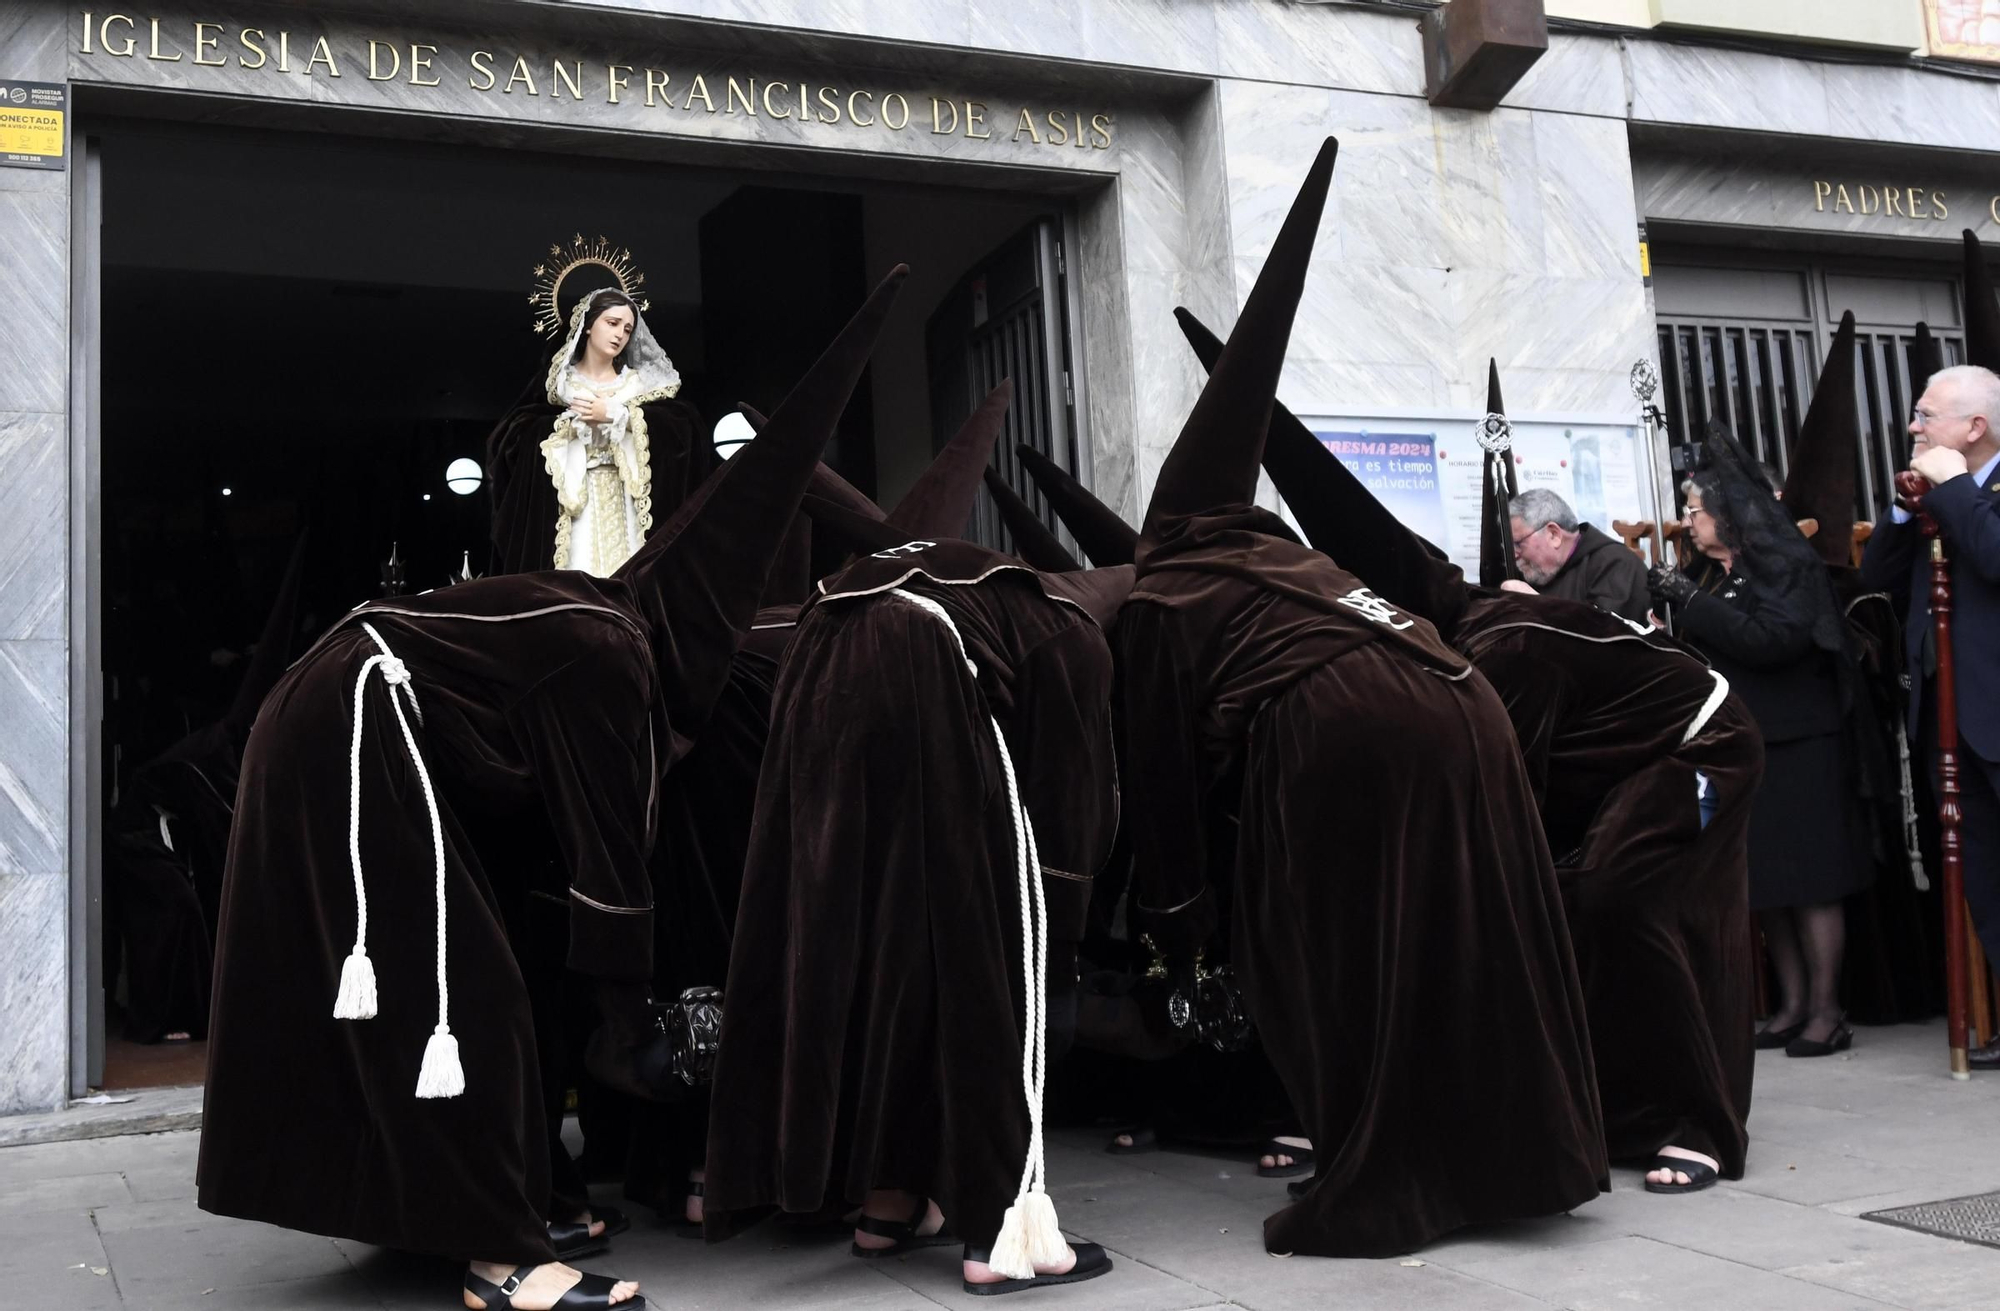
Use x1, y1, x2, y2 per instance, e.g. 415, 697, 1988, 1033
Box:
1298, 412, 1654, 577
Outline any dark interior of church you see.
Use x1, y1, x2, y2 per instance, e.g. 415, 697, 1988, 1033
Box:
93, 117, 1068, 1081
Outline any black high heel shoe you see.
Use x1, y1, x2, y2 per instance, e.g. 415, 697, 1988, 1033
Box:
1785, 1021, 1853, 1058
1754, 1020, 1804, 1050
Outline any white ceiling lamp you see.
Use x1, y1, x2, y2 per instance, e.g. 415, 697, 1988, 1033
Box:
446, 457, 484, 495
713, 411, 756, 461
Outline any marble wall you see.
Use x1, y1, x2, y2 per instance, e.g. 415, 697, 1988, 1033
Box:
0, 0, 72, 1116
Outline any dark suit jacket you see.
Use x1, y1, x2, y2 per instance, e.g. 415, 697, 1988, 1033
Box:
1675, 560, 1843, 744
1859, 470, 2000, 761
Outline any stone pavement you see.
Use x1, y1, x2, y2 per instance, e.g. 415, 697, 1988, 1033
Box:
5, 1021, 2000, 1310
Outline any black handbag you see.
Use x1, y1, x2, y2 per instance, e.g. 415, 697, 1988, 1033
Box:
660, 986, 723, 1090
1144, 936, 1257, 1054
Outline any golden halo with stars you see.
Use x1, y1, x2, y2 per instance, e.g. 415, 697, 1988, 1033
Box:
528, 234, 650, 339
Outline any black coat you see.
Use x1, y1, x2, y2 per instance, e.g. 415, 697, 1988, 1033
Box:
1541, 524, 1653, 624
1676, 558, 1843, 744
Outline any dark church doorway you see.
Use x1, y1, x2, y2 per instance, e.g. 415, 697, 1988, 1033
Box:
86, 115, 1079, 1089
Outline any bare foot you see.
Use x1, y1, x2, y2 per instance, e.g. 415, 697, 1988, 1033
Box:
685, 1169, 705, 1226
164, 1031, 192, 1042
465, 1261, 639, 1309
1259, 1135, 1312, 1171
1645, 1144, 1718, 1189
853, 1188, 944, 1251
965, 1245, 1079, 1285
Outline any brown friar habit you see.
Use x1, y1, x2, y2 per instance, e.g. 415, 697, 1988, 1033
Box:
704, 532, 1130, 1250
1124, 141, 1603, 1259
1179, 306, 1762, 1177
197, 267, 908, 1266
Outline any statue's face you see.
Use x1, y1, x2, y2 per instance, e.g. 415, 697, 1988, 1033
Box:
589, 304, 635, 360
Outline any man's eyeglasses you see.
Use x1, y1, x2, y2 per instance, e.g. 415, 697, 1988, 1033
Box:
1510, 524, 1545, 549
1912, 408, 1973, 430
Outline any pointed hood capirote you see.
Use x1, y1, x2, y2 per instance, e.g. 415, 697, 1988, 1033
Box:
886, 379, 1014, 539
1913, 321, 1947, 385
613, 264, 907, 748
983, 466, 1081, 572
1174, 307, 1470, 633
1965, 230, 2000, 374
224, 531, 310, 735
1479, 359, 1523, 589
1139, 137, 1339, 554
1015, 445, 1137, 567
1781, 310, 1860, 567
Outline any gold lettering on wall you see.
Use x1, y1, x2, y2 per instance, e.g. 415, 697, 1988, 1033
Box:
1810, 180, 1961, 226
192, 21, 224, 65
68, 13, 1122, 154
305, 34, 338, 77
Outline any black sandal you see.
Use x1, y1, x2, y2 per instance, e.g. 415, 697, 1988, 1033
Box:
1255, 1138, 1314, 1179
1642, 1155, 1719, 1194
464, 1267, 644, 1310
1785, 1022, 1853, 1059
549, 1206, 630, 1261
850, 1195, 957, 1259
1103, 1126, 1158, 1155
1754, 1020, 1805, 1050
962, 1241, 1112, 1296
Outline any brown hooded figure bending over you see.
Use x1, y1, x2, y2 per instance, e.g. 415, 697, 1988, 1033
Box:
1118, 139, 1606, 1258
703, 446, 1134, 1295
197, 268, 908, 1311
1178, 307, 1763, 1198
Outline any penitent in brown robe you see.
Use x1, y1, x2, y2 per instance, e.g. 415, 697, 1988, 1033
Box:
704, 538, 1128, 1249
197, 266, 909, 1267
1124, 140, 1605, 1259
1177, 304, 1762, 1180
1452, 594, 1760, 1174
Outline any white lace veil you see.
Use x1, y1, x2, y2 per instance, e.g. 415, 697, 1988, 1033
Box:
544, 288, 682, 405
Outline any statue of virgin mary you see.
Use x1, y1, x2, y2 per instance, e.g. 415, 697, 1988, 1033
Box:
488, 288, 710, 576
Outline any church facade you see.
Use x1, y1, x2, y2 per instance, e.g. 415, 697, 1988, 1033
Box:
0, 0, 1993, 1113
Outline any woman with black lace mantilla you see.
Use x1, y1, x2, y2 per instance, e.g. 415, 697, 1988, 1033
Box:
1649, 427, 1871, 1066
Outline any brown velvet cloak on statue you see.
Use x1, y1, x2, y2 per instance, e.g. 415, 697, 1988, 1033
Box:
198, 576, 668, 1266
704, 539, 1122, 1248
1452, 592, 1761, 1174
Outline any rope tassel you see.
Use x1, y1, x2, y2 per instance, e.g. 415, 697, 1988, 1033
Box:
332, 948, 377, 1020
337, 623, 465, 1100
891, 589, 1065, 1283
416, 1024, 465, 1099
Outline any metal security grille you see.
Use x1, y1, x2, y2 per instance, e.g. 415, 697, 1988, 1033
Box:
1866, 1191, 2000, 1251
926, 218, 1080, 554
1653, 255, 1965, 517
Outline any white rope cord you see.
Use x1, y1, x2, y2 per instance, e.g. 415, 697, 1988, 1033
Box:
888, 588, 1064, 1279
332, 622, 465, 1100
1679, 670, 1731, 747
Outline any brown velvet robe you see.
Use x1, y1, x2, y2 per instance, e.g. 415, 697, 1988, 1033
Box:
704, 541, 1119, 1248
1452, 591, 1761, 1174
487, 396, 713, 576
198, 574, 670, 1266
1123, 514, 1606, 1258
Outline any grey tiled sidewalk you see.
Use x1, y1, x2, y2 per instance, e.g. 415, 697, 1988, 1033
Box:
5, 1021, 2000, 1309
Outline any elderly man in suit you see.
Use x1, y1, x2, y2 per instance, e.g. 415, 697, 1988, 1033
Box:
1862, 363, 2000, 1067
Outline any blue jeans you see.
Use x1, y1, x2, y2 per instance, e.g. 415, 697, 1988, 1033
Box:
1695, 771, 1717, 830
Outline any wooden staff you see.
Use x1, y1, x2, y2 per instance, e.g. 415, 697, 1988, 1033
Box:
1899, 469, 1973, 1078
